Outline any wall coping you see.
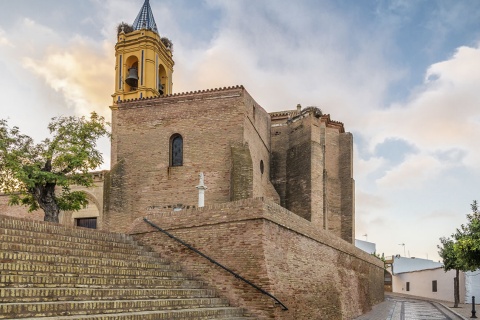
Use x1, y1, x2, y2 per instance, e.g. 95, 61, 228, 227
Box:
117, 85, 245, 105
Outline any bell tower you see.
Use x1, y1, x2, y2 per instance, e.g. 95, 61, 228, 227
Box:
112, 0, 174, 105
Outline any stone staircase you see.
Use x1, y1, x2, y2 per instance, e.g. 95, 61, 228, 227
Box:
0, 215, 254, 319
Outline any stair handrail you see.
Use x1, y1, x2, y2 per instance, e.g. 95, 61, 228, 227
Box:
143, 217, 288, 311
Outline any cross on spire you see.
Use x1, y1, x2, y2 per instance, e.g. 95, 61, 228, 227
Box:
132, 0, 158, 33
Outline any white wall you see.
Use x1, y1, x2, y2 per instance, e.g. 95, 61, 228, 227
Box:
465, 270, 480, 303
355, 239, 376, 254
392, 256, 442, 274
392, 268, 465, 302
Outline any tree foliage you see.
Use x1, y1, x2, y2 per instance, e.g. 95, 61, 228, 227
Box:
454, 201, 480, 268
438, 201, 480, 307
0, 113, 109, 223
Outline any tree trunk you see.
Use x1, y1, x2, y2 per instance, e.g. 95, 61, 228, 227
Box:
32, 183, 60, 223
454, 269, 459, 308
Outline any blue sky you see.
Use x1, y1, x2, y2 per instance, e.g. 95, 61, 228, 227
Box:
1, 0, 480, 261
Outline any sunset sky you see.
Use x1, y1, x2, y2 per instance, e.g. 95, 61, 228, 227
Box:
1, 0, 479, 261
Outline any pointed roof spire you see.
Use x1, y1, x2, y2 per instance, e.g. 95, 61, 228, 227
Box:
132, 0, 158, 33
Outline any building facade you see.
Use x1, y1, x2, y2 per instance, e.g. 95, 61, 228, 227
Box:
0, 2, 384, 318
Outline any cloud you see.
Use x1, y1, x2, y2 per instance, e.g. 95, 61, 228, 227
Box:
0, 28, 13, 47
22, 38, 114, 118
361, 44, 480, 187
376, 153, 441, 189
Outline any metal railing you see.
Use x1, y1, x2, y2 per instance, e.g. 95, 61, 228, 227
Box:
143, 217, 288, 311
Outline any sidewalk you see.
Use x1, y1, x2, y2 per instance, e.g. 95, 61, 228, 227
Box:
388, 292, 475, 319
354, 292, 477, 320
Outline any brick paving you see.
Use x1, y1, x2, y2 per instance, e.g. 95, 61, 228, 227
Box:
354, 293, 476, 320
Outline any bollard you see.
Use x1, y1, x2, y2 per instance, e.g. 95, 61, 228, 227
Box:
472, 296, 477, 318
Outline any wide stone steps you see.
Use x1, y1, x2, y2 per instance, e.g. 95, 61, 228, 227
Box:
0, 228, 140, 251
10, 307, 251, 319
0, 233, 154, 256
0, 228, 141, 249
0, 242, 159, 261
0, 298, 231, 318
0, 274, 204, 289
0, 261, 184, 278
0, 215, 253, 319
0, 287, 218, 302
0, 219, 131, 243
0, 251, 172, 269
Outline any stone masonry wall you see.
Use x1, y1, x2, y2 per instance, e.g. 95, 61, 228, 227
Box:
130, 198, 384, 319
243, 95, 279, 203
270, 108, 354, 243
325, 124, 342, 236
105, 86, 278, 233
340, 132, 355, 243
0, 171, 105, 228
0, 194, 44, 221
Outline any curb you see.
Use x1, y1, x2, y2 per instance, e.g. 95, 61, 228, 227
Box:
438, 302, 468, 320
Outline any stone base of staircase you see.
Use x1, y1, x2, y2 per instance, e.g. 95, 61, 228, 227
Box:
0, 215, 254, 319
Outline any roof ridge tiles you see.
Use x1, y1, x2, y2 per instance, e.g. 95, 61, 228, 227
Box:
117, 85, 244, 104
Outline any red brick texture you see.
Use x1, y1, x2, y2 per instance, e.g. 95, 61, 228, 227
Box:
0, 194, 44, 221
271, 108, 355, 243
104, 86, 280, 233
130, 198, 384, 319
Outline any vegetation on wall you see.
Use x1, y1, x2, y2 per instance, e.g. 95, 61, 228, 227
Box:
116, 22, 173, 52
117, 22, 134, 34
0, 113, 110, 223
160, 37, 173, 51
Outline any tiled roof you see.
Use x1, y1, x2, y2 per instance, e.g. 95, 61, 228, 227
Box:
133, 0, 158, 33
118, 85, 244, 103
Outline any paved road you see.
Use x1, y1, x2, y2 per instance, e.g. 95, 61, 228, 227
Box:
355, 294, 465, 320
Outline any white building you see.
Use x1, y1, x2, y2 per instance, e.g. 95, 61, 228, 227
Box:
465, 271, 480, 303
355, 239, 376, 255
388, 256, 479, 303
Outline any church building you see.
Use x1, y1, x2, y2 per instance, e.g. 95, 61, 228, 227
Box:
0, 1, 384, 319
104, 0, 355, 245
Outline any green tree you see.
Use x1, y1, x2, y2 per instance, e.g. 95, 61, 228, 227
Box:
454, 201, 480, 269
0, 113, 109, 223
438, 237, 467, 307
438, 200, 480, 307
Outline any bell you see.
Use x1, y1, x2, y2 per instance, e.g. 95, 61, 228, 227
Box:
158, 83, 164, 95
125, 67, 138, 88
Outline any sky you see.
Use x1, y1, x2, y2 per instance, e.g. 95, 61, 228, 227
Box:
1, 0, 479, 262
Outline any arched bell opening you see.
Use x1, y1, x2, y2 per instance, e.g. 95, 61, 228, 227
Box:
158, 64, 167, 95
125, 56, 139, 91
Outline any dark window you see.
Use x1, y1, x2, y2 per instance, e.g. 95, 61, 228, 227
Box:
406, 282, 410, 291
260, 160, 264, 174
432, 280, 437, 292
171, 134, 183, 166
76, 218, 97, 229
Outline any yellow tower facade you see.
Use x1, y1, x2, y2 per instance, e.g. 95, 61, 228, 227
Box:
112, 0, 174, 105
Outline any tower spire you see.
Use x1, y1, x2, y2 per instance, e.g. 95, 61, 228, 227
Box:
132, 0, 158, 33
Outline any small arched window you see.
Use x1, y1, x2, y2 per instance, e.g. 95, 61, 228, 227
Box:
170, 134, 183, 166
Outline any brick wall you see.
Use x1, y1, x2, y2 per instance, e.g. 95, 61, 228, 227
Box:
105, 86, 280, 233
0, 194, 44, 221
130, 198, 384, 319
0, 171, 105, 228
270, 108, 354, 243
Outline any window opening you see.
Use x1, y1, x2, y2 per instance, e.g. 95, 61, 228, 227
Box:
171, 134, 183, 166
432, 280, 437, 292
76, 218, 97, 229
